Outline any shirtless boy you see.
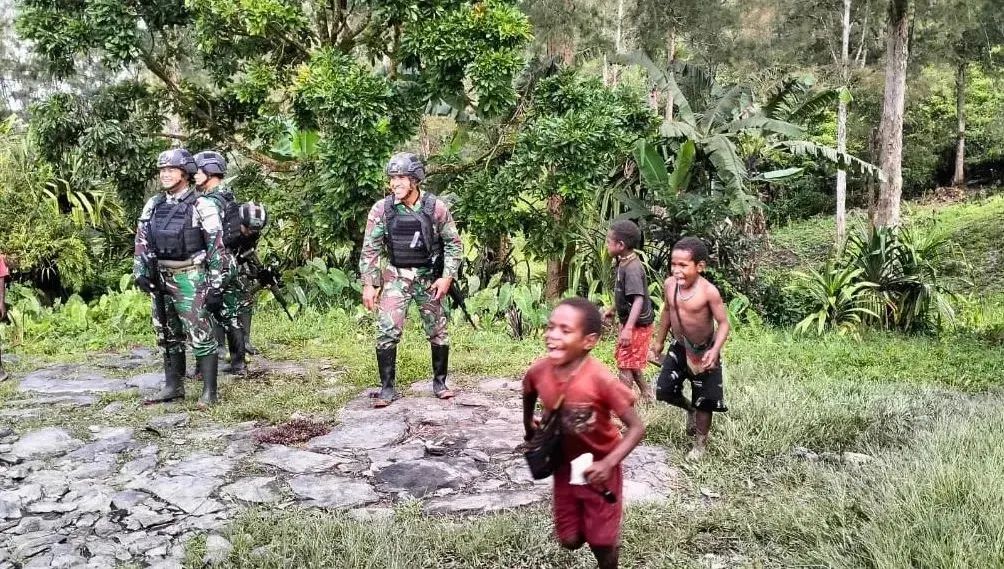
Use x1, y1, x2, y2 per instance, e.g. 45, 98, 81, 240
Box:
650, 237, 730, 461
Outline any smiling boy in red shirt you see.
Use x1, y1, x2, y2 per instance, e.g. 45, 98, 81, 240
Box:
523, 298, 646, 569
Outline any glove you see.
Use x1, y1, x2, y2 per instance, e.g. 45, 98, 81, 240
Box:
135, 276, 157, 293
205, 288, 224, 313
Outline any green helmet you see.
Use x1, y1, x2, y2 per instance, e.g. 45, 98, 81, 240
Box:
194, 151, 227, 177
158, 148, 197, 177
385, 152, 426, 182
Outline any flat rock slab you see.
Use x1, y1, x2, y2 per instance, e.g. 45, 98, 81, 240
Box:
126, 372, 164, 392
98, 348, 156, 370
306, 417, 407, 451
424, 490, 546, 514
68, 428, 135, 460
167, 454, 235, 478
288, 475, 378, 509
143, 476, 223, 514
478, 378, 522, 393
12, 428, 83, 459
147, 414, 189, 432
254, 359, 309, 378
6, 395, 97, 407
19, 366, 127, 395
374, 457, 481, 498
460, 423, 524, 454
621, 445, 682, 505
220, 477, 281, 504
256, 445, 348, 474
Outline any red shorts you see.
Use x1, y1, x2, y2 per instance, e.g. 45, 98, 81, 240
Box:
552, 461, 623, 547
614, 324, 653, 371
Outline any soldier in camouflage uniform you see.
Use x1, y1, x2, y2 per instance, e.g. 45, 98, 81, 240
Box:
360, 152, 463, 408
134, 148, 227, 407
194, 151, 246, 375
233, 203, 267, 349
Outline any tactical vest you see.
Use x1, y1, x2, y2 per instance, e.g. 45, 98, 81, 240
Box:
206, 191, 243, 250
149, 191, 206, 261
382, 193, 442, 269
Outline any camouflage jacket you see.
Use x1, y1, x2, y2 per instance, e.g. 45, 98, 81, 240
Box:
133, 187, 228, 289
359, 192, 463, 288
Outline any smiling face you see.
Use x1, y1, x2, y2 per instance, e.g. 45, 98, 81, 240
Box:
544, 304, 598, 366
159, 167, 185, 191
389, 175, 417, 203
670, 248, 704, 287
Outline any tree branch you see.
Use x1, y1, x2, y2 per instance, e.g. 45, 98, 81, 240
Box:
337, 11, 373, 51
138, 52, 295, 172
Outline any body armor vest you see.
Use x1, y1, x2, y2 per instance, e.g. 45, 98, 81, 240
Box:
382, 193, 441, 269
149, 191, 206, 261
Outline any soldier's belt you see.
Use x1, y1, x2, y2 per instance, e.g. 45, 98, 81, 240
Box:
157, 261, 200, 274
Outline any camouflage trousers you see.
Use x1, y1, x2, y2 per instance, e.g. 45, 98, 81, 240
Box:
152, 266, 218, 358
376, 269, 448, 350
235, 261, 261, 318
216, 262, 259, 331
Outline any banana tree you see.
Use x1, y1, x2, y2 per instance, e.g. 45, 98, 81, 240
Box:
620, 51, 881, 214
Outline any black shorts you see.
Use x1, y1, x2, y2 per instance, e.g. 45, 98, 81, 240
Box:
655, 340, 728, 412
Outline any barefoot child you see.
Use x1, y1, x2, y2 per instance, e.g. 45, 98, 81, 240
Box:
650, 237, 730, 461
605, 220, 655, 400
523, 298, 646, 569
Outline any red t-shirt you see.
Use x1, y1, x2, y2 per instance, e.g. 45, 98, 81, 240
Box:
523, 355, 636, 461
0, 255, 8, 279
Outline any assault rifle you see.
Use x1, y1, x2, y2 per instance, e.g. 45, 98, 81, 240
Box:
148, 262, 170, 346
240, 251, 294, 321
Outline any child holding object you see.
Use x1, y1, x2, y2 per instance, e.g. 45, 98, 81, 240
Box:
523, 298, 646, 569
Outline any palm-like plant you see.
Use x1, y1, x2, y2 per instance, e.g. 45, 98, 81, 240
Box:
848, 227, 966, 331
621, 51, 881, 210
789, 263, 878, 336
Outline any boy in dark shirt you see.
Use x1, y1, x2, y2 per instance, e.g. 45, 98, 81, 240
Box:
605, 220, 655, 400
523, 298, 646, 569
0, 254, 9, 382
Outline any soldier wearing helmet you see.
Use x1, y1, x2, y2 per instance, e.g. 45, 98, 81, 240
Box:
359, 152, 464, 408
194, 150, 247, 375
132, 147, 228, 407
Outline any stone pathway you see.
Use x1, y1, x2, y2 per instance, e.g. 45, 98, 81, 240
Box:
0, 352, 683, 568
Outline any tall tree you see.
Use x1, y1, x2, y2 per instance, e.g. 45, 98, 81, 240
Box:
874, 0, 912, 228
16, 0, 532, 261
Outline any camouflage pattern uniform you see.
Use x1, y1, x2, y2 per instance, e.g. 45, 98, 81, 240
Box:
201, 184, 241, 332
359, 194, 463, 350
134, 188, 227, 359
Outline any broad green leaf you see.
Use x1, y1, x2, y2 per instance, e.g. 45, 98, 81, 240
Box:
632, 138, 669, 191
668, 140, 696, 194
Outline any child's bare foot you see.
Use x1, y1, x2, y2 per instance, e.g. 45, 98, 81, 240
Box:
685, 410, 697, 436
685, 444, 706, 462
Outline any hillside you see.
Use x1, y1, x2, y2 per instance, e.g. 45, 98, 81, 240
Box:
770, 192, 1004, 292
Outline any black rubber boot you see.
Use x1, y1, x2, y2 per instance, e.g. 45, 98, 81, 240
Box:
214, 323, 228, 360
145, 351, 185, 404
222, 326, 247, 376
239, 312, 257, 355
197, 354, 219, 407
374, 347, 397, 407
431, 344, 454, 399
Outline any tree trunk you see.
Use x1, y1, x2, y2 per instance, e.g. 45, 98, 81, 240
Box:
952, 61, 967, 188
874, 0, 912, 229
665, 28, 676, 122
835, 0, 852, 250
544, 195, 573, 300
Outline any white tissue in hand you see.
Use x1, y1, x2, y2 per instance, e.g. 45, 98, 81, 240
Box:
569, 452, 593, 485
